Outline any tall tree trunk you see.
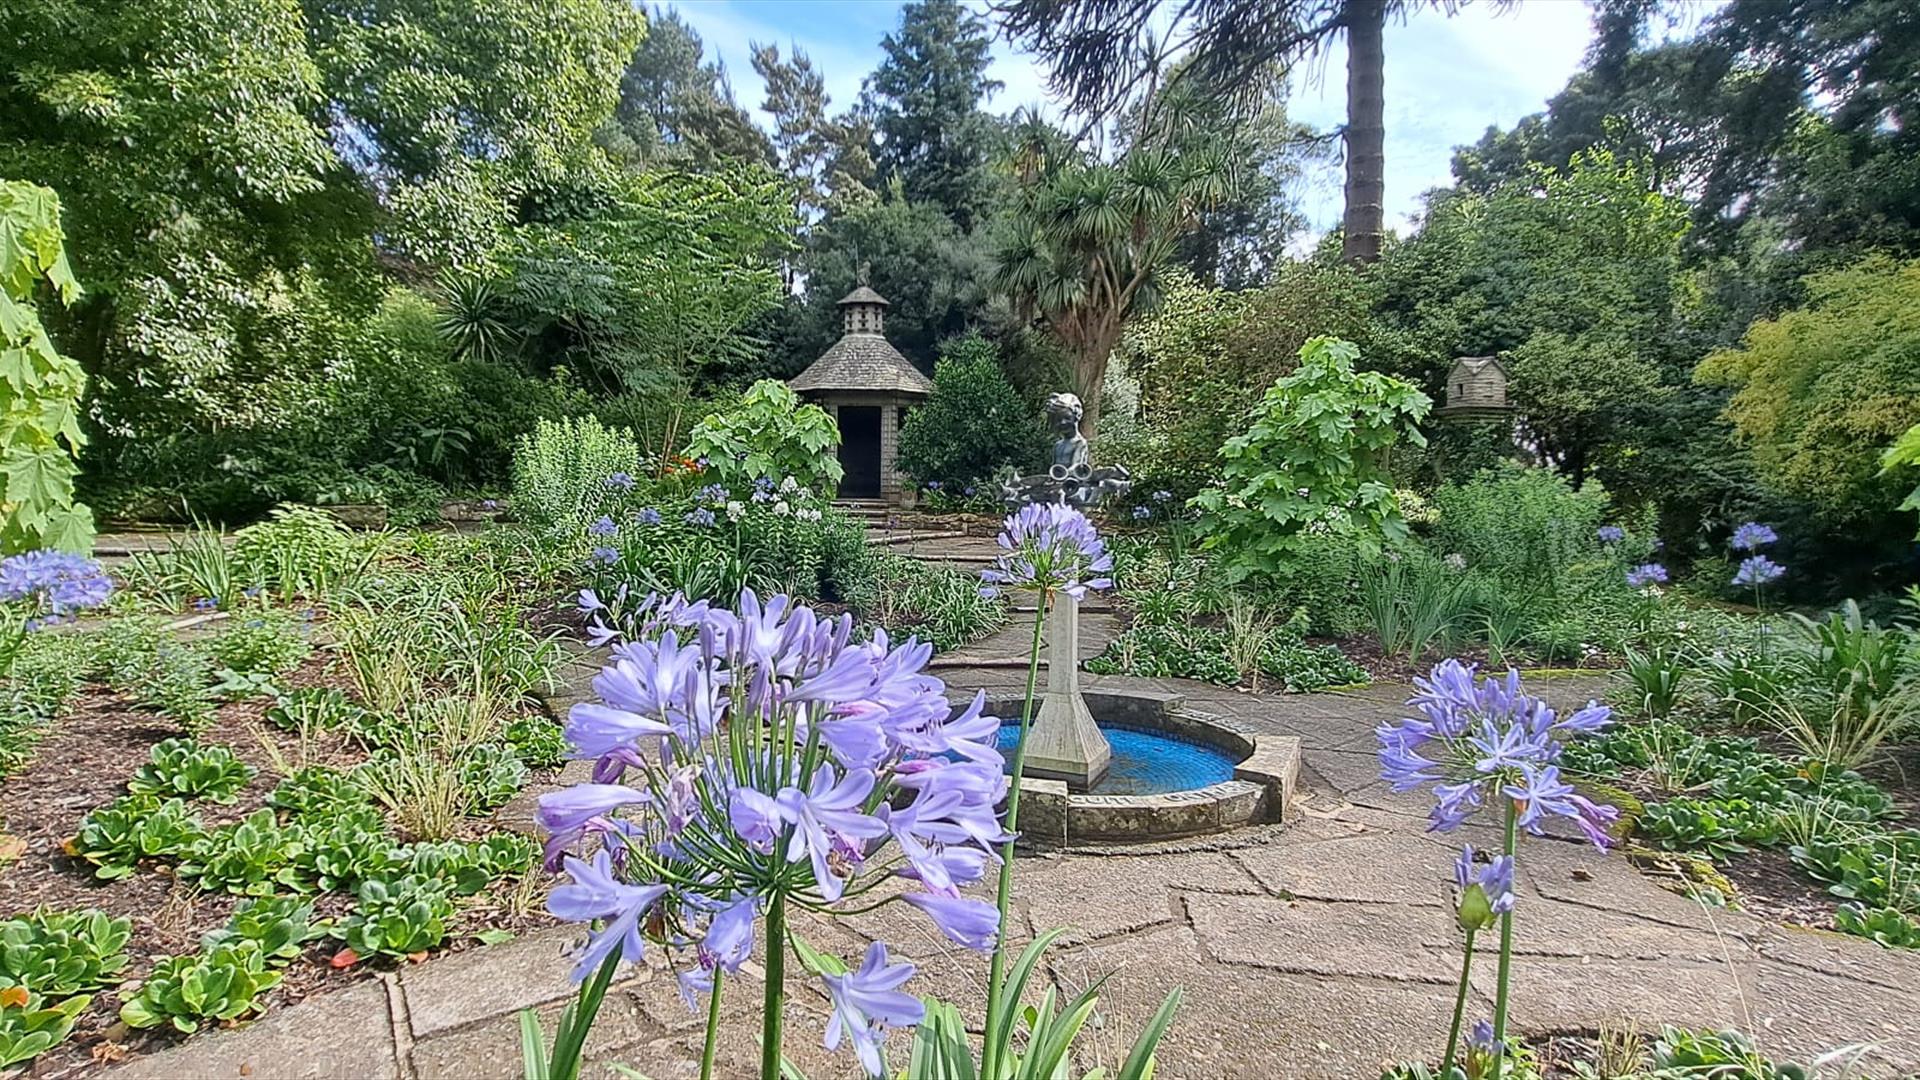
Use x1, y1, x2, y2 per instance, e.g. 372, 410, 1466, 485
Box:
1341, 0, 1387, 265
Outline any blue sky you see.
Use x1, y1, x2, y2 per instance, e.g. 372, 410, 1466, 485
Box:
670, 0, 1696, 238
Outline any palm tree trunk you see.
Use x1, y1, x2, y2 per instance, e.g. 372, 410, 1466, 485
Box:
1341, 0, 1387, 265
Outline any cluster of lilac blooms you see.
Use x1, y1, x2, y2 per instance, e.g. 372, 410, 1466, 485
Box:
684, 507, 716, 528
1377, 660, 1618, 845
606, 473, 636, 491
1733, 555, 1784, 587
1730, 521, 1778, 551
635, 507, 664, 526
588, 515, 619, 538
1625, 563, 1669, 588
1595, 525, 1626, 544
536, 588, 1009, 1075
979, 503, 1113, 601
0, 550, 114, 628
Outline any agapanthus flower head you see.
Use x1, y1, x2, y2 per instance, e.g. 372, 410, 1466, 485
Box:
1131, 505, 1151, 521
1730, 521, 1777, 551
536, 589, 1006, 1072
0, 551, 113, 621
591, 546, 619, 567
635, 507, 663, 526
979, 504, 1113, 601
1626, 563, 1669, 588
1732, 555, 1784, 587
606, 472, 635, 491
684, 508, 716, 528
1378, 660, 1615, 846
588, 515, 618, 537
697, 483, 729, 506
1152, 489, 1172, 502
1596, 525, 1625, 544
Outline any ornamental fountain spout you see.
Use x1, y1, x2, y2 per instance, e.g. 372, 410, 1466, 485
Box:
999, 393, 1129, 789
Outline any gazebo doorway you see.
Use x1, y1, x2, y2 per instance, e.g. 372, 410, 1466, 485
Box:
836, 406, 883, 499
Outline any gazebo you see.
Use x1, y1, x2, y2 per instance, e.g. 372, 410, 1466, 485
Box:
789, 282, 933, 502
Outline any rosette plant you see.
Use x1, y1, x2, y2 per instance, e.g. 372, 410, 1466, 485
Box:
523, 588, 1011, 1079
1378, 661, 1617, 1078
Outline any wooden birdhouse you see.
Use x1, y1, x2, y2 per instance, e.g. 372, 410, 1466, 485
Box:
1436, 355, 1511, 420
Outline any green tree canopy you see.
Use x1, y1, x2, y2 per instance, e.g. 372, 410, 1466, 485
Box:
1697, 257, 1920, 527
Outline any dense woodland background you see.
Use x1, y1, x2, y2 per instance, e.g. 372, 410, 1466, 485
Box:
2, 0, 1917, 600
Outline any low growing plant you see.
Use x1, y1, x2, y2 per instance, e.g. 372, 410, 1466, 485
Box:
71, 796, 208, 879
202, 898, 324, 964
0, 909, 132, 997
284, 807, 403, 893
210, 606, 312, 677
337, 876, 455, 959
118, 942, 282, 1033
0, 990, 90, 1068
268, 765, 373, 820
179, 810, 306, 896
127, 738, 257, 804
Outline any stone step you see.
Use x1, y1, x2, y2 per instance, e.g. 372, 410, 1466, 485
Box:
865, 529, 968, 546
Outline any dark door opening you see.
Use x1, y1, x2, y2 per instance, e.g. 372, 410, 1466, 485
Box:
836, 406, 882, 499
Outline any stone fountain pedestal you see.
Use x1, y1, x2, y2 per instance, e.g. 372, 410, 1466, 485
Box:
1020, 595, 1112, 788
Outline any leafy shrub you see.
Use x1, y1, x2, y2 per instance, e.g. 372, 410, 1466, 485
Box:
210, 607, 313, 677
0, 991, 89, 1068
686, 380, 842, 493
231, 505, 366, 597
1088, 621, 1368, 692
0, 181, 94, 552
1193, 337, 1430, 583
178, 810, 305, 896
1430, 465, 1611, 591
118, 942, 282, 1033
510, 416, 640, 540
853, 554, 1008, 653
896, 333, 1047, 489
137, 642, 217, 731
202, 898, 323, 964
1639, 799, 1754, 861
268, 766, 372, 820
337, 876, 455, 959
72, 796, 208, 879
128, 738, 257, 804
403, 834, 536, 896
0, 909, 132, 997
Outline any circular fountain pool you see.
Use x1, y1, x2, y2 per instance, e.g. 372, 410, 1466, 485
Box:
980, 689, 1302, 843
995, 723, 1237, 796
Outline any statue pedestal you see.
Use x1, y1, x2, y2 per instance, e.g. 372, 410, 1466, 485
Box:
1020, 594, 1111, 789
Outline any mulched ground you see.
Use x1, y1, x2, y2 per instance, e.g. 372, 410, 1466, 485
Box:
0, 652, 558, 1078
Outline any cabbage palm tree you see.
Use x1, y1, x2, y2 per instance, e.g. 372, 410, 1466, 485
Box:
992, 113, 1236, 435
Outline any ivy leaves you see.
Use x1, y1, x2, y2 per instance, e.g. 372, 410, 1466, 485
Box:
0, 182, 91, 554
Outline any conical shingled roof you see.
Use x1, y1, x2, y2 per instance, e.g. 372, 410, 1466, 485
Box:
790, 285, 934, 396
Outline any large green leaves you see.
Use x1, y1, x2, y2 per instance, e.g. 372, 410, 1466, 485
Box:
0, 181, 91, 553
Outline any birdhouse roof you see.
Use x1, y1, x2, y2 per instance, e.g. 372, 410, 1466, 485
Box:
836, 285, 891, 307
1448, 355, 1509, 379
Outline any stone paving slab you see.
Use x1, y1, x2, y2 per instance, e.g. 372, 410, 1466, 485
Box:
106, 978, 400, 1080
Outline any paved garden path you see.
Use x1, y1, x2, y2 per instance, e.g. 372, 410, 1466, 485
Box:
106, 533, 1920, 1079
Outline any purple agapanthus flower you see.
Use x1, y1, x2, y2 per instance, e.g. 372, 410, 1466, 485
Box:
0, 550, 113, 622
697, 483, 729, 506
591, 546, 619, 566
1152, 490, 1172, 502
588, 515, 618, 537
635, 506, 663, 526
823, 942, 924, 1077
606, 473, 635, 491
1131, 505, 1152, 521
1377, 660, 1616, 846
684, 508, 716, 528
1733, 555, 1784, 587
1596, 525, 1625, 543
1730, 521, 1777, 551
533, 588, 1011, 1070
546, 851, 668, 980
979, 504, 1114, 601
1626, 563, 1669, 588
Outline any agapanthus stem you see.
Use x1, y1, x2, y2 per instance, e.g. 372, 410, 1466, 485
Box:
980, 597, 1050, 1080
760, 891, 787, 1080
700, 968, 724, 1080
1440, 926, 1477, 1073
1490, 799, 1519, 1079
